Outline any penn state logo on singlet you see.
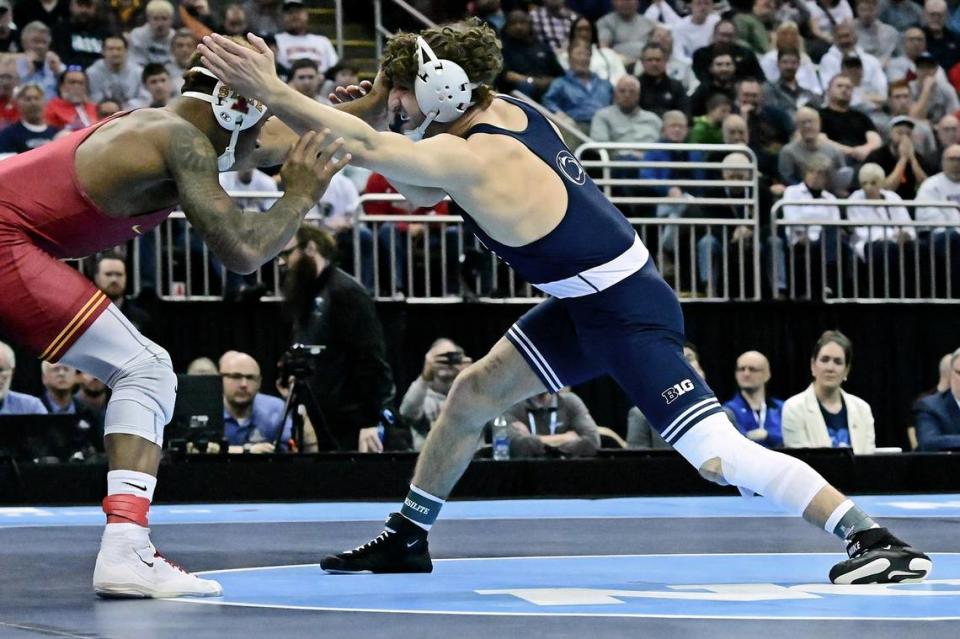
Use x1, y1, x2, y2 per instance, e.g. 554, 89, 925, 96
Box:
556, 150, 586, 186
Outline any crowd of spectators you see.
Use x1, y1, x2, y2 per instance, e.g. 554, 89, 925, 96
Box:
0, 0, 343, 153
3, 0, 960, 299
472, 0, 960, 298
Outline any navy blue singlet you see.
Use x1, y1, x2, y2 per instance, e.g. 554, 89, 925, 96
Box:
459, 94, 638, 285
467, 97, 724, 441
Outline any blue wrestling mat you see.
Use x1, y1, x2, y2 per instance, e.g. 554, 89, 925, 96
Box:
2, 493, 960, 527
1, 495, 958, 638
183, 553, 960, 620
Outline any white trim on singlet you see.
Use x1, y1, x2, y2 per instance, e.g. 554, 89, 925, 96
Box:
507, 325, 564, 392
535, 234, 650, 299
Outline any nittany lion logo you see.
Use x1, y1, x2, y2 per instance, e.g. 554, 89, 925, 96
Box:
556, 150, 586, 185
662, 379, 695, 404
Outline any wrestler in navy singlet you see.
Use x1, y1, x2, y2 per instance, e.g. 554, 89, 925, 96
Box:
463, 95, 726, 444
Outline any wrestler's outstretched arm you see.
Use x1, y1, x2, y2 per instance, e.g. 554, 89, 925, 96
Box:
199, 33, 482, 191
165, 121, 350, 273
238, 89, 385, 170
234, 74, 446, 207
326, 73, 449, 208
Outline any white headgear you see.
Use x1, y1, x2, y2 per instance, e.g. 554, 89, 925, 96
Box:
408, 36, 480, 141
182, 67, 267, 171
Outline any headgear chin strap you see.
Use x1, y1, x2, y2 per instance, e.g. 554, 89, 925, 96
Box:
182, 67, 267, 171
409, 36, 480, 141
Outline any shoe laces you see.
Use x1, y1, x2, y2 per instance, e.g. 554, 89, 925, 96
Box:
154, 550, 189, 575
346, 530, 391, 556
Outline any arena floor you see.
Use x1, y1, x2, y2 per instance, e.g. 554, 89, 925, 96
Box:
1, 495, 959, 638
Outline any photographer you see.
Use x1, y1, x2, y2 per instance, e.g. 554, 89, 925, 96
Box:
399, 338, 473, 451
278, 224, 396, 452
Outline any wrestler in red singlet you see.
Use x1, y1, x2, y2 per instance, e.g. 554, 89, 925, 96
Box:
0, 47, 351, 598
0, 113, 173, 361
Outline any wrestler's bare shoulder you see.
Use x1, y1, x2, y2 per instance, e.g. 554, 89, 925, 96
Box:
78, 108, 200, 162
76, 109, 212, 218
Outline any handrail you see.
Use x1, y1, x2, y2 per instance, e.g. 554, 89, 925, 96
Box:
372, 0, 437, 59
575, 142, 761, 156
770, 198, 960, 231
574, 142, 761, 299
573, 142, 759, 212
385, 0, 437, 27
353, 192, 764, 302
146, 190, 957, 304
334, 0, 344, 58
770, 198, 960, 303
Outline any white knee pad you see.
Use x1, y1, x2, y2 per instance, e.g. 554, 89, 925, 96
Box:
673, 412, 827, 516
104, 347, 176, 446
59, 305, 176, 447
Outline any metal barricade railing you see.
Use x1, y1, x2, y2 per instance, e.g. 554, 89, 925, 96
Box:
113, 146, 766, 303
355, 192, 764, 303
574, 142, 763, 301
123, 193, 959, 305
84, 150, 960, 305
354, 193, 542, 302
120, 191, 321, 302
333, 0, 344, 58
771, 199, 960, 303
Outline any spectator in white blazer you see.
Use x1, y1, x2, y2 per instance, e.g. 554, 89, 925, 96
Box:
783, 330, 877, 454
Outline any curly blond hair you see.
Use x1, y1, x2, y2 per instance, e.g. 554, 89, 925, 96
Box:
381, 18, 503, 108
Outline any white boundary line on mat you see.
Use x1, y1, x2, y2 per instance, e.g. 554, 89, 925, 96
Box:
166, 553, 960, 621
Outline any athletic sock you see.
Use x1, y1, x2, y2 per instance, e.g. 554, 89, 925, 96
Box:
107, 470, 157, 502
824, 499, 879, 541
398, 484, 445, 531
103, 470, 156, 528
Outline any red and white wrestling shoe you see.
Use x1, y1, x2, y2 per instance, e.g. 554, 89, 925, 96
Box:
93, 524, 222, 599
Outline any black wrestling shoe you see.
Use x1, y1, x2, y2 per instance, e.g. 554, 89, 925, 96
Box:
321, 513, 433, 574
829, 527, 932, 584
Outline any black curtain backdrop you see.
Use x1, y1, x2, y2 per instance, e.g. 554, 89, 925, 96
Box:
7, 300, 959, 449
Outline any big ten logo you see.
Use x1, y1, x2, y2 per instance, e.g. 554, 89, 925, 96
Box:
662, 379, 695, 404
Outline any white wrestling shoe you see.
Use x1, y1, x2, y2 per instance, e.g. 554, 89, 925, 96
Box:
93, 524, 222, 599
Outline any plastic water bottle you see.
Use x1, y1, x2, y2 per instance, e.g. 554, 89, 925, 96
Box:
492, 416, 510, 461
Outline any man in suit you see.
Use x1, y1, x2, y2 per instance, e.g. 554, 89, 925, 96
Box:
913, 347, 960, 451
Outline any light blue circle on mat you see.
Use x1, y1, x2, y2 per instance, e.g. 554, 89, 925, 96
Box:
182, 553, 960, 620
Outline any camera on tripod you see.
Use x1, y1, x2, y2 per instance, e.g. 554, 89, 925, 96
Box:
278, 343, 326, 382
275, 344, 338, 451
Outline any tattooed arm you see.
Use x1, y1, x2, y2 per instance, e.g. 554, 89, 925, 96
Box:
164, 122, 349, 273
